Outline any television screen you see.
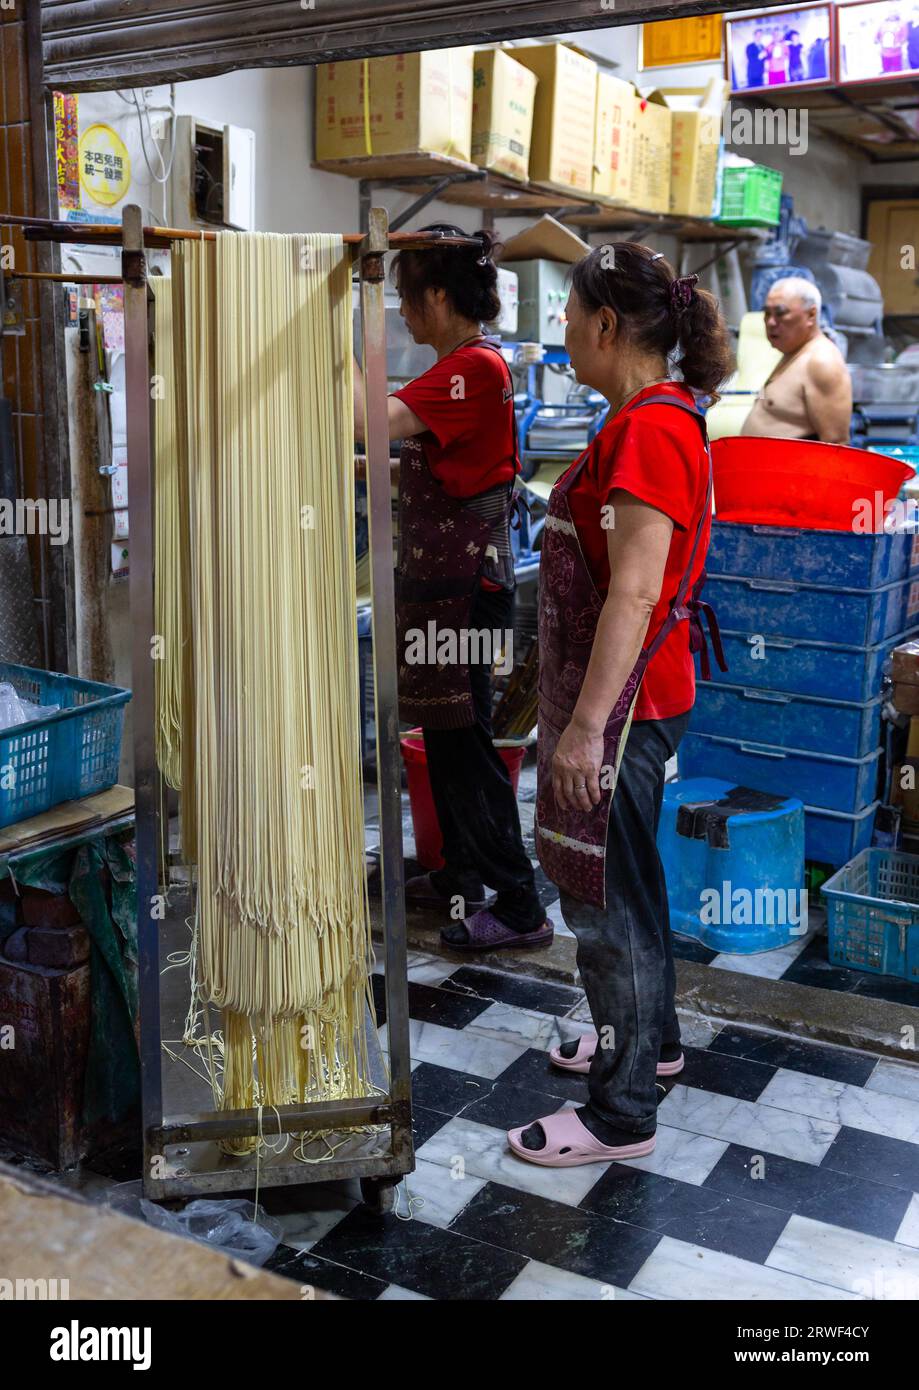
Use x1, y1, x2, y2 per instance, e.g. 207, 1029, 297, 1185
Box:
837, 0, 919, 82
725, 5, 834, 93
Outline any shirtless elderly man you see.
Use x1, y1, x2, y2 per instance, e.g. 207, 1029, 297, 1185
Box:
742, 277, 852, 444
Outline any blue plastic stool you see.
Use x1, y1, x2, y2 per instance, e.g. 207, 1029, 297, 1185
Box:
658, 777, 806, 954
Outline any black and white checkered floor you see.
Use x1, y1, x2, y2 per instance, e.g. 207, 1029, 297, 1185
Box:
246, 951, 919, 1300
13, 947, 918, 1301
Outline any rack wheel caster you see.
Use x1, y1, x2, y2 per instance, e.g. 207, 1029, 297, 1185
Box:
360, 1177, 398, 1215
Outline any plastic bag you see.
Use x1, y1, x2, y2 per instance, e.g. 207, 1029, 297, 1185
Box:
112, 1195, 283, 1267
0, 682, 59, 732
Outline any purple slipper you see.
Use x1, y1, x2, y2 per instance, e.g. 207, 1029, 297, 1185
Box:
440, 908, 554, 953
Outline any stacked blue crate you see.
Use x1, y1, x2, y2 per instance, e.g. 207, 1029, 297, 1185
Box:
680, 522, 919, 867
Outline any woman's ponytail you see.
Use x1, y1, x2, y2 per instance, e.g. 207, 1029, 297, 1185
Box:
675, 285, 735, 402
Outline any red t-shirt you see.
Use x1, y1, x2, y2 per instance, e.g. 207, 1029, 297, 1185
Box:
393, 342, 517, 498
561, 381, 711, 722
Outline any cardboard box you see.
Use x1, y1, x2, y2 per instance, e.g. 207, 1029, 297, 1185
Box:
315, 49, 474, 163
512, 43, 597, 195
661, 78, 729, 218
593, 72, 636, 204
628, 87, 672, 214
894, 685, 919, 716
892, 639, 919, 685
499, 214, 590, 266
471, 48, 537, 182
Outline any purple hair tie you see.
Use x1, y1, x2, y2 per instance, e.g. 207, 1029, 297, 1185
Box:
670, 274, 698, 315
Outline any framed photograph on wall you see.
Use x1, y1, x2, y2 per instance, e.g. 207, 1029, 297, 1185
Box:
837, 0, 919, 84
641, 16, 723, 69
724, 4, 835, 94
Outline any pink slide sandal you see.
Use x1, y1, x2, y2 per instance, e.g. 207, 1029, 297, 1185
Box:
549, 1032, 685, 1078
507, 1109, 656, 1168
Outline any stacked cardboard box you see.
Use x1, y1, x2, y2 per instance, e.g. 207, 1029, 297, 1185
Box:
592, 72, 635, 204
471, 48, 537, 182
512, 43, 598, 196
314, 43, 728, 229
315, 49, 474, 162
662, 78, 729, 218
629, 88, 672, 214
892, 638, 919, 715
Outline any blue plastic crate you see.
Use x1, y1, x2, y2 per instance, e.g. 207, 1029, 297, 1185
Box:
805, 802, 878, 867
822, 847, 919, 980
658, 777, 805, 953
702, 624, 918, 703
704, 572, 919, 646
0, 661, 130, 829
707, 521, 919, 588
691, 682, 881, 759
678, 730, 882, 815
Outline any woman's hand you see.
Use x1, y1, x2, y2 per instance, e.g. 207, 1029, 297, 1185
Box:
552, 718, 605, 813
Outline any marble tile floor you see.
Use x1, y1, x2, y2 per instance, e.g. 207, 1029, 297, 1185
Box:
27, 951, 917, 1303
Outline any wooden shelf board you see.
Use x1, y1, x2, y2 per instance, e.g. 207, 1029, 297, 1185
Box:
762, 79, 919, 109
436, 174, 585, 212
314, 150, 481, 181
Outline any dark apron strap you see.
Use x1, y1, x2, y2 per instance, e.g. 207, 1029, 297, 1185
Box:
625, 393, 726, 676
470, 338, 520, 526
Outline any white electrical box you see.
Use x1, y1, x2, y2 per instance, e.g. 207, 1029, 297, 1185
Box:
492, 268, 519, 337
171, 116, 256, 231
512, 258, 571, 345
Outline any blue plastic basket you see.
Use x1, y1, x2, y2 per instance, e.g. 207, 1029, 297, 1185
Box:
822, 848, 919, 981
0, 661, 130, 829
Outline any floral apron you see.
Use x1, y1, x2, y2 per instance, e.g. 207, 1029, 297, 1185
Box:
395, 339, 518, 730
535, 392, 725, 908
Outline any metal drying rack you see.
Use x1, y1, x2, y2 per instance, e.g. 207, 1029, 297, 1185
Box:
1, 205, 477, 1210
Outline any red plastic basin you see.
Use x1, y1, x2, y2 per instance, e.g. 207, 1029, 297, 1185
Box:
711, 436, 912, 532
400, 728, 527, 871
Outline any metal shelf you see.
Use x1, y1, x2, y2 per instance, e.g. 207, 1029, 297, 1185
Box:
316, 151, 766, 244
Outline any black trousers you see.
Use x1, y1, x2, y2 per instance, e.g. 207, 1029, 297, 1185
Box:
421, 585, 543, 930
560, 711, 691, 1135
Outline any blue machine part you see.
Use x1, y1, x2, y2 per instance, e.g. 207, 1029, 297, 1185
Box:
704, 572, 919, 647
707, 520, 919, 589
658, 777, 805, 954
690, 682, 882, 759
678, 731, 882, 815
754, 193, 806, 266
851, 404, 919, 450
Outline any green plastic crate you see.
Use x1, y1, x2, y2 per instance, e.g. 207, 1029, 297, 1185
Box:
717, 165, 783, 227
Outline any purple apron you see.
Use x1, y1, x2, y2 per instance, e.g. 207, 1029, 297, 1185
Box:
535, 392, 725, 908
396, 339, 518, 731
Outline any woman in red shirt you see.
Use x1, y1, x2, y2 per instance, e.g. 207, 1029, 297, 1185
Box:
508, 242, 733, 1168
354, 226, 548, 949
